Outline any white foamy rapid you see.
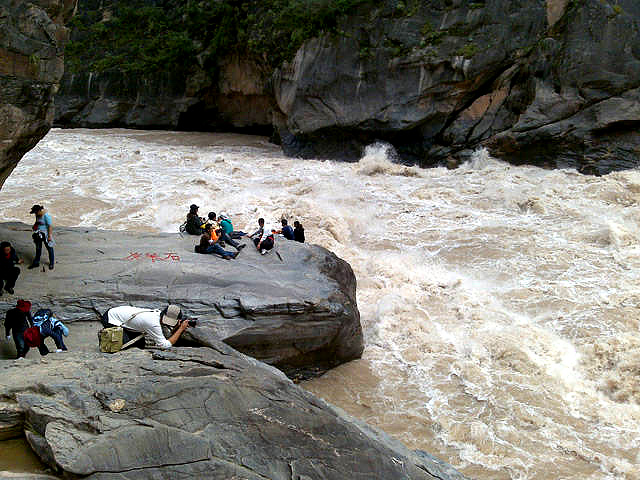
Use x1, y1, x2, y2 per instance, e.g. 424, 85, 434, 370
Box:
2, 129, 640, 479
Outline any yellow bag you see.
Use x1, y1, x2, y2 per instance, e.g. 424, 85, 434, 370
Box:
98, 326, 123, 353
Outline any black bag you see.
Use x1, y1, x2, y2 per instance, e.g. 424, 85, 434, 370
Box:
185, 216, 205, 235
194, 244, 202, 254
32, 231, 46, 243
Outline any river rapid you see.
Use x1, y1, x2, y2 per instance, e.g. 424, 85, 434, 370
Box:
1, 128, 639, 479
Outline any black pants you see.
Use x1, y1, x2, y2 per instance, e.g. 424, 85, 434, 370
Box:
0, 266, 20, 291
257, 236, 274, 251
13, 329, 49, 357
33, 235, 54, 266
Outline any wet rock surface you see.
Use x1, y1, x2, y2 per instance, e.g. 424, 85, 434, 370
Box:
0, 345, 467, 479
0, 222, 362, 378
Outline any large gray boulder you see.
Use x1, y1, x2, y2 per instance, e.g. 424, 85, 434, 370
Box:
0, 344, 466, 479
0, 222, 362, 378
0, 0, 77, 189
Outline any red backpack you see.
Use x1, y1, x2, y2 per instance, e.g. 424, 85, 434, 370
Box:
23, 326, 42, 348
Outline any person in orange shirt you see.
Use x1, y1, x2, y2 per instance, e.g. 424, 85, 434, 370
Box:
197, 224, 238, 259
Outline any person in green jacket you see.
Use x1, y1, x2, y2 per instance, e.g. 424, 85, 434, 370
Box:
209, 213, 245, 251
218, 214, 247, 239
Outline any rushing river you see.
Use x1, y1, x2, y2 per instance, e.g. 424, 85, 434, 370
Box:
1, 128, 639, 479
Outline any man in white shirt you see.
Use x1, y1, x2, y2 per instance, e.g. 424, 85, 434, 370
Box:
102, 305, 190, 349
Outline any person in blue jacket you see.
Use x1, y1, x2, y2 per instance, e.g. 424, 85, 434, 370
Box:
279, 219, 295, 240
28, 204, 54, 270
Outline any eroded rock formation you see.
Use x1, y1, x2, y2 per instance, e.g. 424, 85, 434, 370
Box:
0, 0, 77, 188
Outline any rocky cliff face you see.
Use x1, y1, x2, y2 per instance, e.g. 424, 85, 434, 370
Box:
274, 0, 640, 174
56, 55, 275, 133
0, 0, 77, 189
55, 0, 640, 174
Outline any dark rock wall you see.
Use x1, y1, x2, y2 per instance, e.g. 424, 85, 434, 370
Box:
56, 54, 275, 134
53, 0, 640, 173
0, 0, 77, 189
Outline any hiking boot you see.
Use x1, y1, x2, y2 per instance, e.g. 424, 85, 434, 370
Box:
28, 263, 39, 269
4, 287, 14, 294
231, 252, 239, 259
261, 249, 267, 255
48, 263, 54, 270
237, 244, 246, 251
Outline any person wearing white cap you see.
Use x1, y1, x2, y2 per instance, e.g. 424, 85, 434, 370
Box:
101, 304, 191, 349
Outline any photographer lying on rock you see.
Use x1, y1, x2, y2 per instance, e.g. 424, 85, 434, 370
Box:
101, 304, 193, 349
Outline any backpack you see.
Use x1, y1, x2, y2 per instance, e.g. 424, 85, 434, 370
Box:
32, 309, 53, 328
98, 310, 148, 353
185, 216, 205, 235
98, 326, 124, 353
24, 326, 42, 348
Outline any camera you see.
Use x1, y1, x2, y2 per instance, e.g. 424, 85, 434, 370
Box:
185, 318, 197, 327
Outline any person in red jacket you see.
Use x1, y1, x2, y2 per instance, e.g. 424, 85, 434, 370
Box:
4, 300, 49, 358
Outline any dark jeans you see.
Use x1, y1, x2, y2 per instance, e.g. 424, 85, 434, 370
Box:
204, 243, 235, 258
220, 231, 241, 250
40, 320, 66, 350
33, 236, 54, 266
13, 329, 49, 358
0, 266, 20, 290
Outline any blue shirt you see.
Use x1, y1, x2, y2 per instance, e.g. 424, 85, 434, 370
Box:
282, 225, 294, 240
35, 213, 52, 234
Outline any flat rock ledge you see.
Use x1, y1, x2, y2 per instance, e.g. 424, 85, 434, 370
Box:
0, 345, 466, 480
0, 222, 362, 378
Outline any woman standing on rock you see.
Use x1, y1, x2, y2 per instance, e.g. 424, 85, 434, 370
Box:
28, 204, 54, 270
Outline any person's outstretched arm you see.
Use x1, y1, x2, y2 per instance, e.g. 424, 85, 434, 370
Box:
167, 320, 189, 345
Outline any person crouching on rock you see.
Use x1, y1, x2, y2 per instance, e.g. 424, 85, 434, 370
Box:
185, 204, 206, 235
101, 304, 191, 349
255, 224, 276, 255
293, 220, 305, 243
28, 204, 54, 270
4, 300, 48, 358
32, 308, 69, 353
218, 213, 247, 239
0, 241, 23, 295
197, 223, 238, 260
278, 218, 295, 240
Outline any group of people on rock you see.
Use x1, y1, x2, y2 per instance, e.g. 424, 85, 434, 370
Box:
1, 204, 63, 359
184, 204, 305, 258
1, 203, 310, 359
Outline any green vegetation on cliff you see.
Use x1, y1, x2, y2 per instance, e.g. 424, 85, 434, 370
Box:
66, 0, 372, 75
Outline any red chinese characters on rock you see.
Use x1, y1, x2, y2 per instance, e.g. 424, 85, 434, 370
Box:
124, 252, 181, 262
